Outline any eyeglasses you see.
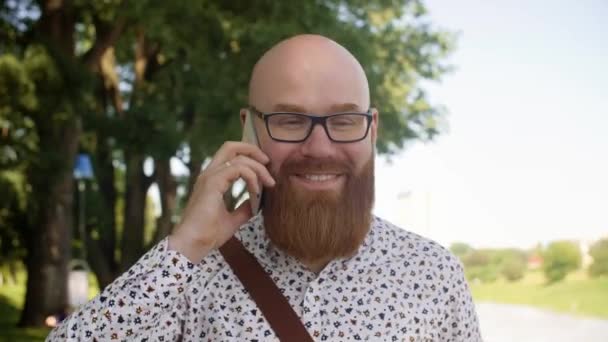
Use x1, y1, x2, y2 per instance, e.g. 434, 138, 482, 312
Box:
248, 106, 373, 143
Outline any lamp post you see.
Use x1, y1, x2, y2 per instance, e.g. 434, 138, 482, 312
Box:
70, 153, 94, 309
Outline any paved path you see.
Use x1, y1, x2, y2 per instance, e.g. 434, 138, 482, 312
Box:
476, 302, 608, 342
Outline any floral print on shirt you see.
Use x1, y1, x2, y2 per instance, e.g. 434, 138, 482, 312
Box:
47, 215, 482, 341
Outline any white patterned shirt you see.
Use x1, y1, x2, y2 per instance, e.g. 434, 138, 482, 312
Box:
47, 215, 481, 341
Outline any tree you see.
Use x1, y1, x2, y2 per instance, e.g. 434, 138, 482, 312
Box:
0, 171, 28, 285
588, 238, 608, 277
543, 241, 581, 283
459, 247, 527, 283
1, 0, 455, 326
2, 0, 126, 326
461, 249, 495, 283
449, 242, 473, 258
500, 257, 526, 282
462, 249, 491, 268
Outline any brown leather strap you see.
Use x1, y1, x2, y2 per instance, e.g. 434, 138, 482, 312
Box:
219, 236, 314, 342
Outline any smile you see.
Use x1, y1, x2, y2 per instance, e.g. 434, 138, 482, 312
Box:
291, 173, 345, 190
301, 174, 338, 181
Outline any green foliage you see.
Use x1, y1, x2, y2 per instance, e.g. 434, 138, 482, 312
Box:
462, 249, 491, 268
543, 241, 582, 283
0, 172, 28, 265
500, 257, 526, 282
465, 266, 498, 283
588, 238, 608, 277
0, 264, 50, 341
0, 55, 39, 169
449, 242, 473, 258
459, 247, 528, 283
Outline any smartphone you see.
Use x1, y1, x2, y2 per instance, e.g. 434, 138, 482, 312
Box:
241, 111, 263, 213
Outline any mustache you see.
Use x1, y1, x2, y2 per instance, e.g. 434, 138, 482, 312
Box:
277, 157, 353, 176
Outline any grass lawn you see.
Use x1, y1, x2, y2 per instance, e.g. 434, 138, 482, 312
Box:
470, 270, 608, 319
0, 270, 99, 342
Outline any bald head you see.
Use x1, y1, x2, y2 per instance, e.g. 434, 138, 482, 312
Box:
248, 34, 370, 113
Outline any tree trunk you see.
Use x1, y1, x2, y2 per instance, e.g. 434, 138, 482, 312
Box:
86, 42, 125, 288
86, 234, 116, 289
88, 136, 119, 288
19, 0, 79, 327
153, 158, 177, 244
18, 0, 127, 325
19, 119, 80, 327
187, 154, 203, 198
119, 152, 150, 271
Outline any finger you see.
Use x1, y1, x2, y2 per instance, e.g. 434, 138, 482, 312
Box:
209, 163, 261, 195
230, 155, 276, 187
237, 165, 263, 199
208, 141, 269, 170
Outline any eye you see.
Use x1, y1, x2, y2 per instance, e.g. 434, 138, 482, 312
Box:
329, 115, 362, 128
332, 118, 355, 126
276, 115, 307, 126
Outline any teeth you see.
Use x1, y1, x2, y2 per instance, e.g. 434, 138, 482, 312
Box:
303, 174, 337, 181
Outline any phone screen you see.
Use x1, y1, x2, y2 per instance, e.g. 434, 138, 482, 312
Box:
241, 112, 263, 213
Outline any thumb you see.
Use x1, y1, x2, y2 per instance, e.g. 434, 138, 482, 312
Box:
230, 199, 253, 228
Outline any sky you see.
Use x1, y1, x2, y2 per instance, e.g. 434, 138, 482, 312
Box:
373, 0, 608, 249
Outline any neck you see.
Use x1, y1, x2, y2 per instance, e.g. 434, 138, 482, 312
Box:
301, 257, 331, 274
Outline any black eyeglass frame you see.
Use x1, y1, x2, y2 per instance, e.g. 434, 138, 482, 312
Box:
247, 106, 374, 143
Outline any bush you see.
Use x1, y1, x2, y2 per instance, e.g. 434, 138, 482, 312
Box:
450, 242, 473, 258
501, 257, 526, 282
543, 241, 581, 283
462, 249, 491, 268
588, 238, 608, 277
459, 247, 528, 283
466, 266, 499, 283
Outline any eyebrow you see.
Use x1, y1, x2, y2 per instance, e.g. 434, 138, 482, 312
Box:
272, 103, 307, 112
271, 102, 363, 113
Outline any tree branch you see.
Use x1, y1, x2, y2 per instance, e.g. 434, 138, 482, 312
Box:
99, 47, 125, 117
82, 15, 127, 70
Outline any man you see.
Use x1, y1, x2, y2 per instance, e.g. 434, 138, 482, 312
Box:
48, 34, 481, 341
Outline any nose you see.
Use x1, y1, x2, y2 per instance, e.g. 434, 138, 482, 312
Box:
299, 123, 335, 158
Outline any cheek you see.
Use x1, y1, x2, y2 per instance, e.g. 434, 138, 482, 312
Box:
262, 143, 297, 175
344, 140, 374, 170
256, 125, 288, 175
261, 138, 373, 175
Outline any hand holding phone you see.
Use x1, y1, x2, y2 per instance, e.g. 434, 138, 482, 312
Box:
169, 138, 274, 262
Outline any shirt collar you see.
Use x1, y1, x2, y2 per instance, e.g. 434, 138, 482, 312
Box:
235, 212, 379, 275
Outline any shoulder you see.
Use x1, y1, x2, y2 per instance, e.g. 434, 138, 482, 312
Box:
365, 216, 464, 275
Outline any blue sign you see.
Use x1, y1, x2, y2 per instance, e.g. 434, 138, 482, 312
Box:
73, 153, 94, 180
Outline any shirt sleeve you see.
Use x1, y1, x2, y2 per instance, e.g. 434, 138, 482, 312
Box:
442, 258, 483, 342
46, 237, 200, 342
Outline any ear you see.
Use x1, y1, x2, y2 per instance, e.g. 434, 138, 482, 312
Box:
239, 108, 248, 127
370, 108, 379, 145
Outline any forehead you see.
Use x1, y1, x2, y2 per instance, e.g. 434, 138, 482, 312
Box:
249, 44, 370, 114
270, 102, 364, 113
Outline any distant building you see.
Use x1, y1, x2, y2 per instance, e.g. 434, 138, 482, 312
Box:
527, 254, 543, 270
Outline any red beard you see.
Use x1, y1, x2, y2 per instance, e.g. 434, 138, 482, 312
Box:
262, 155, 374, 264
